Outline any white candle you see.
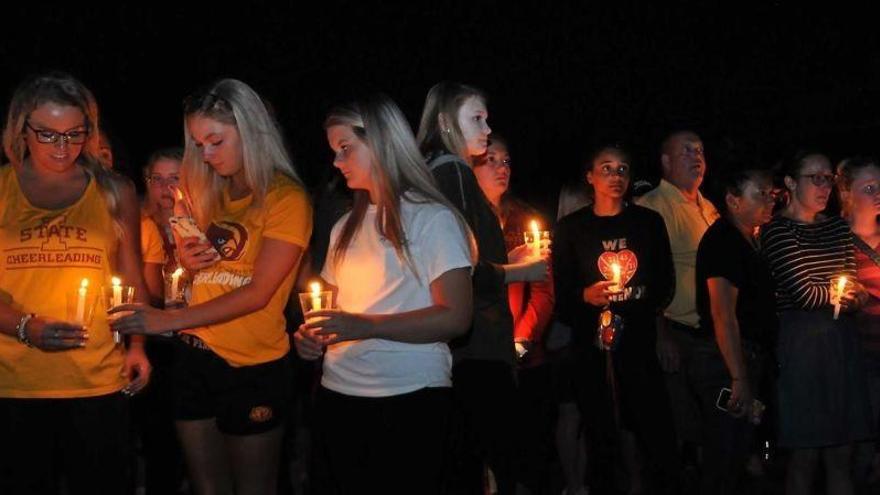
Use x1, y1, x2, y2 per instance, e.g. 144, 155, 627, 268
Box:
833, 276, 847, 320
310, 281, 322, 311
75, 278, 89, 323
111, 276, 122, 308
171, 267, 184, 301
611, 263, 622, 291
111, 277, 122, 344
530, 220, 541, 257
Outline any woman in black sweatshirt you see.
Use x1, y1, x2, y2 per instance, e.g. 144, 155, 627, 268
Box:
417, 81, 548, 494
554, 144, 679, 494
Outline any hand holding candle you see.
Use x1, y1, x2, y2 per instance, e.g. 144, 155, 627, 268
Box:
112, 277, 122, 308
67, 278, 97, 331
610, 263, 622, 292
111, 277, 123, 344
523, 219, 551, 259
832, 275, 848, 320
299, 281, 333, 319
310, 281, 323, 311
530, 220, 541, 258
105, 277, 136, 345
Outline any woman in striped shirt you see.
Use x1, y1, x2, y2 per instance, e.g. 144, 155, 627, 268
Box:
761, 151, 872, 494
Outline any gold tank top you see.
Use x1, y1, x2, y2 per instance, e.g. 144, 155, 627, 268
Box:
0, 165, 125, 398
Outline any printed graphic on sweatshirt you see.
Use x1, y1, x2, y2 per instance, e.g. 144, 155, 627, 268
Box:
598, 237, 644, 302
5, 215, 104, 270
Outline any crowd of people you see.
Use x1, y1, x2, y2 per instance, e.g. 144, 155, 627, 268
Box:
1, 71, 879, 495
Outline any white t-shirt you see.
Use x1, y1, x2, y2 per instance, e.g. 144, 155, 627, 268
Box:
320, 198, 473, 397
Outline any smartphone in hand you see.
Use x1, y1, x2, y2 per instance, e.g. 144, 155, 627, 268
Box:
716, 387, 733, 411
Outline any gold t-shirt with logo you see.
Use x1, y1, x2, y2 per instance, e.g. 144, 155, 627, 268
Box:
184, 172, 312, 367
141, 215, 166, 265
0, 165, 125, 398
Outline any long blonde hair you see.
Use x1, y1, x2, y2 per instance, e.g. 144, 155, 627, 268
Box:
181, 79, 303, 228
325, 94, 476, 277
416, 81, 487, 162
2, 72, 124, 235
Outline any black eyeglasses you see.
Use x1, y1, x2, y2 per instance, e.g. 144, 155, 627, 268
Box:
25, 122, 89, 145
798, 173, 836, 187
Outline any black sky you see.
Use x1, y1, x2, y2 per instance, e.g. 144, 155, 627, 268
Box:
3, 4, 880, 216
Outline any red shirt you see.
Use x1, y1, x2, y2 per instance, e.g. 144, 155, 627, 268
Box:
501, 197, 555, 367
855, 244, 880, 355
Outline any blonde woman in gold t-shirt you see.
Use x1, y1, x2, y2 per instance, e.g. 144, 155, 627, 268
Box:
0, 72, 151, 494
111, 79, 312, 495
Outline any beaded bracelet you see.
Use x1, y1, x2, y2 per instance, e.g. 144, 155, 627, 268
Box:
15, 313, 35, 347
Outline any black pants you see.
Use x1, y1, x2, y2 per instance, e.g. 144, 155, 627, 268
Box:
612, 349, 682, 494
513, 363, 555, 493
313, 386, 452, 494
448, 360, 517, 495
690, 342, 765, 495
0, 392, 131, 495
558, 344, 681, 494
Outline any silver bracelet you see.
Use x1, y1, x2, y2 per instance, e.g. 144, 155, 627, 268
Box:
15, 313, 35, 347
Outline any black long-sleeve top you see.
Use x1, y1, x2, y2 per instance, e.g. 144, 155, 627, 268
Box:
428, 152, 514, 365
554, 204, 675, 354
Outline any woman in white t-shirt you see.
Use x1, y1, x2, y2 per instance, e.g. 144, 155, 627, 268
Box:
293, 94, 475, 494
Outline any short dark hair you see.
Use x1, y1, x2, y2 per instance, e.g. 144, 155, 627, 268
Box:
142, 146, 183, 177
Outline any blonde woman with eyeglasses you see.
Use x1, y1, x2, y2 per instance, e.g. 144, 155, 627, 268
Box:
0, 72, 151, 494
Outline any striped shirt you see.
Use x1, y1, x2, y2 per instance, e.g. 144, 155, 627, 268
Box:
760, 215, 855, 312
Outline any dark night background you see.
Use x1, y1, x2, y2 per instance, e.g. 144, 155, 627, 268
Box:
3, 4, 879, 218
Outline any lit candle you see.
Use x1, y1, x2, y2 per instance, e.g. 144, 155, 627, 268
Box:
310, 281, 322, 311
173, 187, 194, 218
171, 267, 184, 301
75, 278, 89, 323
611, 263, 622, 291
111, 276, 122, 344
833, 276, 848, 320
111, 276, 122, 308
530, 220, 541, 257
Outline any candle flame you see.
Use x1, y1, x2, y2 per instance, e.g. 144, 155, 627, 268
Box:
310, 281, 322, 297
530, 220, 539, 235
172, 267, 184, 277
111, 276, 121, 287
80, 278, 89, 289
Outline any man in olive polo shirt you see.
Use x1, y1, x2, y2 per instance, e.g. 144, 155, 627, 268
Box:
636, 130, 719, 461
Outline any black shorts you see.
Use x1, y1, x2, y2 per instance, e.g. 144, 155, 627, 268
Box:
172, 335, 291, 435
